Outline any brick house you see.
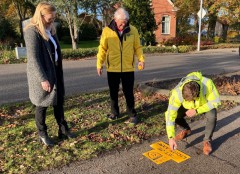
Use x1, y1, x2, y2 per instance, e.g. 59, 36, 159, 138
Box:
152, 0, 178, 43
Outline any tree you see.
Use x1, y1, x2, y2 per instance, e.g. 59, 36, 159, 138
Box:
52, 0, 114, 49
80, 0, 119, 28
3, 0, 35, 39
203, 1, 218, 39
123, 0, 157, 45
208, 0, 240, 40
174, 0, 199, 36
174, 0, 239, 41
0, 15, 18, 43
53, 0, 80, 49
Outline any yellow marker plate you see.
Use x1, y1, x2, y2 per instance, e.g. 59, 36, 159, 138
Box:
150, 141, 190, 163
143, 149, 171, 164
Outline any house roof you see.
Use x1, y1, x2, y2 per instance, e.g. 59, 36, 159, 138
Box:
167, 0, 179, 11
167, 0, 174, 6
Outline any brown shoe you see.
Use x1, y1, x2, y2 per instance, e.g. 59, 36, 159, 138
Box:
175, 129, 191, 141
203, 141, 212, 155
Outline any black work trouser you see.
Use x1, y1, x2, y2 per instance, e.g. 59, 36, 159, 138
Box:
107, 71, 136, 117
175, 106, 217, 141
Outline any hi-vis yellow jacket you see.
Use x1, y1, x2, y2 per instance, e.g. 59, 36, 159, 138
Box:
97, 21, 144, 72
165, 72, 221, 139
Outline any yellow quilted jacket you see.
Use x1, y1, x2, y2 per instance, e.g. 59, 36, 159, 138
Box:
97, 21, 144, 72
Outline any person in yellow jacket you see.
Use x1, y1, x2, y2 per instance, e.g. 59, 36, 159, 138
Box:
97, 7, 145, 124
165, 72, 221, 155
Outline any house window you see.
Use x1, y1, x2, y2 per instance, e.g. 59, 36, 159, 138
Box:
162, 16, 170, 34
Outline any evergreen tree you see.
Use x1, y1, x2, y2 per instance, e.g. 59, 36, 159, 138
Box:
123, 0, 157, 45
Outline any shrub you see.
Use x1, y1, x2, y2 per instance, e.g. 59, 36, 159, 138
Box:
143, 46, 175, 53
142, 31, 156, 46
0, 17, 18, 43
201, 39, 214, 46
164, 34, 198, 46
79, 24, 98, 41
61, 48, 98, 59
178, 45, 196, 53
0, 49, 26, 64
214, 36, 220, 43
61, 36, 72, 44
56, 24, 70, 41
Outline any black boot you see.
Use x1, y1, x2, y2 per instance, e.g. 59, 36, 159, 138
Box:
124, 114, 138, 125
39, 135, 54, 146
58, 131, 75, 139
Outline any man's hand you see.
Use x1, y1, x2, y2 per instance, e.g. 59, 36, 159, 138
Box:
169, 138, 177, 151
138, 62, 145, 70
41, 80, 51, 92
186, 109, 197, 117
97, 67, 103, 76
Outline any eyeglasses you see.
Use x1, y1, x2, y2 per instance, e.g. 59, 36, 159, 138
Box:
42, 13, 56, 23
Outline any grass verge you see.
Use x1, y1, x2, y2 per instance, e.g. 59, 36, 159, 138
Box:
60, 40, 99, 49
0, 88, 238, 173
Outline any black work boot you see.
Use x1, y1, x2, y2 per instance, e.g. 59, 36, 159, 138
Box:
58, 130, 75, 139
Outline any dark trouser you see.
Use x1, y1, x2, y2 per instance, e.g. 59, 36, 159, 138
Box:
35, 64, 69, 137
175, 106, 217, 141
107, 72, 136, 117
35, 104, 69, 137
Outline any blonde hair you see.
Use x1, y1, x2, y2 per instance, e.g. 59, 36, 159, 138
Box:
24, 2, 56, 40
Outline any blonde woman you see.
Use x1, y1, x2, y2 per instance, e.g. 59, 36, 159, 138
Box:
24, 2, 74, 146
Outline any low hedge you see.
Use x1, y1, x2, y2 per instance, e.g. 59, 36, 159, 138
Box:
62, 48, 98, 59
0, 44, 239, 64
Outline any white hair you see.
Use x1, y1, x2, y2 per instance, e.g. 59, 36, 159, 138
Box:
114, 8, 129, 20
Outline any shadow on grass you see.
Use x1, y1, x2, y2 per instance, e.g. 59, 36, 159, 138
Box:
64, 95, 110, 112
137, 100, 168, 122
62, 99, 168, 141
1, 103, 36, 123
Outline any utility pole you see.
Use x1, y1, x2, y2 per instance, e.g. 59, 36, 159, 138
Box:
197, 0, 203, 51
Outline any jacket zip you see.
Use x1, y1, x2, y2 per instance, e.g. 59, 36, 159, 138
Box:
119, 28, 129, 72
119, 40, 123, 72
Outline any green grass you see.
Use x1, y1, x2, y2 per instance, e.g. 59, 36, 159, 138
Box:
0, 87, 237, 173
0, 89, 168, 173
60, 40, 99, 49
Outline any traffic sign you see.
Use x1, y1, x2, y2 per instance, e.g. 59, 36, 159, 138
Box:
197, 9, 207, 19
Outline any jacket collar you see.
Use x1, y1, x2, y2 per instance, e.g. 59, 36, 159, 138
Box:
108, 19, 130, 34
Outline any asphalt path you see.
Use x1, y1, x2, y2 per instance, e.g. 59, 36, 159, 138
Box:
0, 48, 240, 106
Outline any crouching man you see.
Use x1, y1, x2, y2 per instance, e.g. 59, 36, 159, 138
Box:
165, 72, 221, 155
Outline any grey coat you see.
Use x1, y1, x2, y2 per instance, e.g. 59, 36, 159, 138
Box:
24, 26, 65, 107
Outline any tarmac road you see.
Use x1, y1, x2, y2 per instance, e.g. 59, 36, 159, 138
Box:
1, 48, 239, 173
0, 48, 240, 105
